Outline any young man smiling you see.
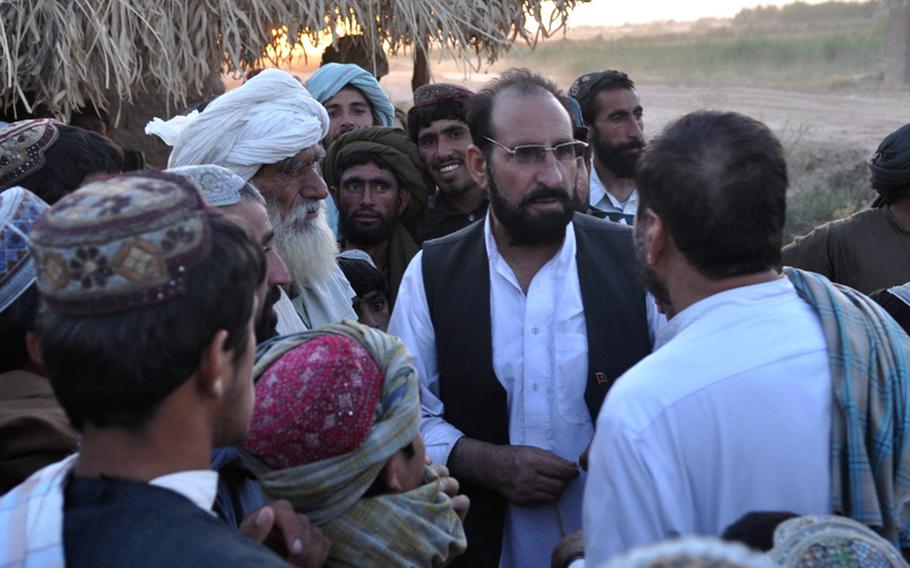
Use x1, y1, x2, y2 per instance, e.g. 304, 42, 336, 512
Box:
408, 84, 489, 241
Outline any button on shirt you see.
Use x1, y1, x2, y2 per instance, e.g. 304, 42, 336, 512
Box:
389, 215, 663, 568
583, 278, 832, 565
588, 168, 637, 225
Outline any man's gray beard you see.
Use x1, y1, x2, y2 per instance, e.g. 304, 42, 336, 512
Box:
267, 200, 339, 287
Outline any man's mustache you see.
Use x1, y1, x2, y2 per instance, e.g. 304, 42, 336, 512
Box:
520, 186, 570, 208
615, 139, 645, 153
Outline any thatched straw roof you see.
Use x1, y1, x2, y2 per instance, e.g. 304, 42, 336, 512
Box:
1, 0, 586, 117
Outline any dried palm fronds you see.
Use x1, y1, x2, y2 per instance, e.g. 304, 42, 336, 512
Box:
0, 0, 585, 117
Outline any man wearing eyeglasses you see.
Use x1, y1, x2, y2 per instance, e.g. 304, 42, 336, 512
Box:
389, 68, 663, 568
569, 70, 644, 225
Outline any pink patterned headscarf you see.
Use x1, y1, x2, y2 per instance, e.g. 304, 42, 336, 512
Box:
243, 333, 384, 469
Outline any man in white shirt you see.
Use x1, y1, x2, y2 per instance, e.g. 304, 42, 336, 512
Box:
576, 111, 836, 566
568, 70, 644, 225
0, 173, 327, 568
389, 69, 661, 568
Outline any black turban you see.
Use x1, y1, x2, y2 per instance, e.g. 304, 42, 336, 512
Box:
870, 123, 910, 195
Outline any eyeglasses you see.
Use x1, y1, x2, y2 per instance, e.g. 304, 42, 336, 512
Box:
484, 137, 589, 165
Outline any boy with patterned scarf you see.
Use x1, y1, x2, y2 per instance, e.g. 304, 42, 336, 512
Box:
240, 320, 468, 566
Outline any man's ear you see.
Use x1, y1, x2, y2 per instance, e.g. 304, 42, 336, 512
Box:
640, 208, 670, 266
398, 188, 412, 215
25, 331, 42, 366
196, 330, 230, 399
465, 144, 488, 190
379, 453, 405, 493
328, 185, 339, 203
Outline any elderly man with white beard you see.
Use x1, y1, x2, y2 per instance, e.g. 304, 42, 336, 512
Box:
146, 69, 357, 331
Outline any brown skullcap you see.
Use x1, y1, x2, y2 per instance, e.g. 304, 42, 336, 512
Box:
412, 83, 474, 109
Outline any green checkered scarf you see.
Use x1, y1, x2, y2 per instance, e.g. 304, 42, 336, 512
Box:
241, 320, 466, 566
786, 268, 910, 548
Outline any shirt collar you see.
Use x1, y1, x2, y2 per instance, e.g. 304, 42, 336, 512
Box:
589, 168, 607, 209
590, 167, 638, 210
656, 277, 792, 346
150, 469, 219, 514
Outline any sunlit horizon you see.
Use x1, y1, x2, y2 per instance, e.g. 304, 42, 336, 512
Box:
563, 0, 862, 28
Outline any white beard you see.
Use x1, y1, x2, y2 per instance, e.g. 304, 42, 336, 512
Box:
267, 199, 339, 287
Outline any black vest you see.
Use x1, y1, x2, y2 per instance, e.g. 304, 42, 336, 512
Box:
422, 213, 652, 567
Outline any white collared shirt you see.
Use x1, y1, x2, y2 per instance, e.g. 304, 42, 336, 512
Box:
589, 168, 637, 224
151, 470, 219, 514
389, 215, 662, 568
583, 278, 832, 565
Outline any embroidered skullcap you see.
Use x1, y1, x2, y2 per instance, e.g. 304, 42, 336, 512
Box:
602, 536, 778, 568
28, 171, 213, 316
243, 332, 385, 469
0, 119, 60, 190
411, 83, 474, 109
569, 70, 635, 119
306, 63, 396, 127
145, 69, 329, 181
167, 164, 264, 208
769, 515, 908, 567
0, 187, 48, 313
870, 123, 910, 193
239, 321, 421, 526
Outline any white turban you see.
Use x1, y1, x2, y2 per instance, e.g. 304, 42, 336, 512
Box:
145, 69, 330, 181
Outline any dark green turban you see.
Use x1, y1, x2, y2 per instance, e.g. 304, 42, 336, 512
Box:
322, 126, 432, 225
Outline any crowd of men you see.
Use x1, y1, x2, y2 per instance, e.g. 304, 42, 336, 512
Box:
1, 58, 910, 568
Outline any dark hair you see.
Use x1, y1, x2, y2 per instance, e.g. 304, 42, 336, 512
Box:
636, 110, 788, 279
336, 150, 394, 181
185, 96, 218, 114
721, 511, 799, 552
575, 70, 635, 126
70, 105, 111, 128
407, 97, 469, 144
0, 284, 39, 373
466, 68, 570, 154
338, 256, 388, 299
870, 288, 910, 334
320, 36, 390, 80
871, 178, 910, 206
38, 216, 266, 431
16, 124, 123, 204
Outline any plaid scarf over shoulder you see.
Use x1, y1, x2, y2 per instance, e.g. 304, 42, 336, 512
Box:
787, 268, 910, 547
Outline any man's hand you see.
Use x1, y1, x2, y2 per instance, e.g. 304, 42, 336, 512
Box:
551, 530, 585, 568
449, 438, 580, 508
496, 445, 580, 507
239, 500, 331, 567
430, 462, 470, 521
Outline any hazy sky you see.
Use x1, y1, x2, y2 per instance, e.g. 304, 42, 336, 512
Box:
565, 0, 842, 27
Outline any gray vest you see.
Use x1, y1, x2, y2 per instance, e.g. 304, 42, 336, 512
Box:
422, 213, 652, 567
